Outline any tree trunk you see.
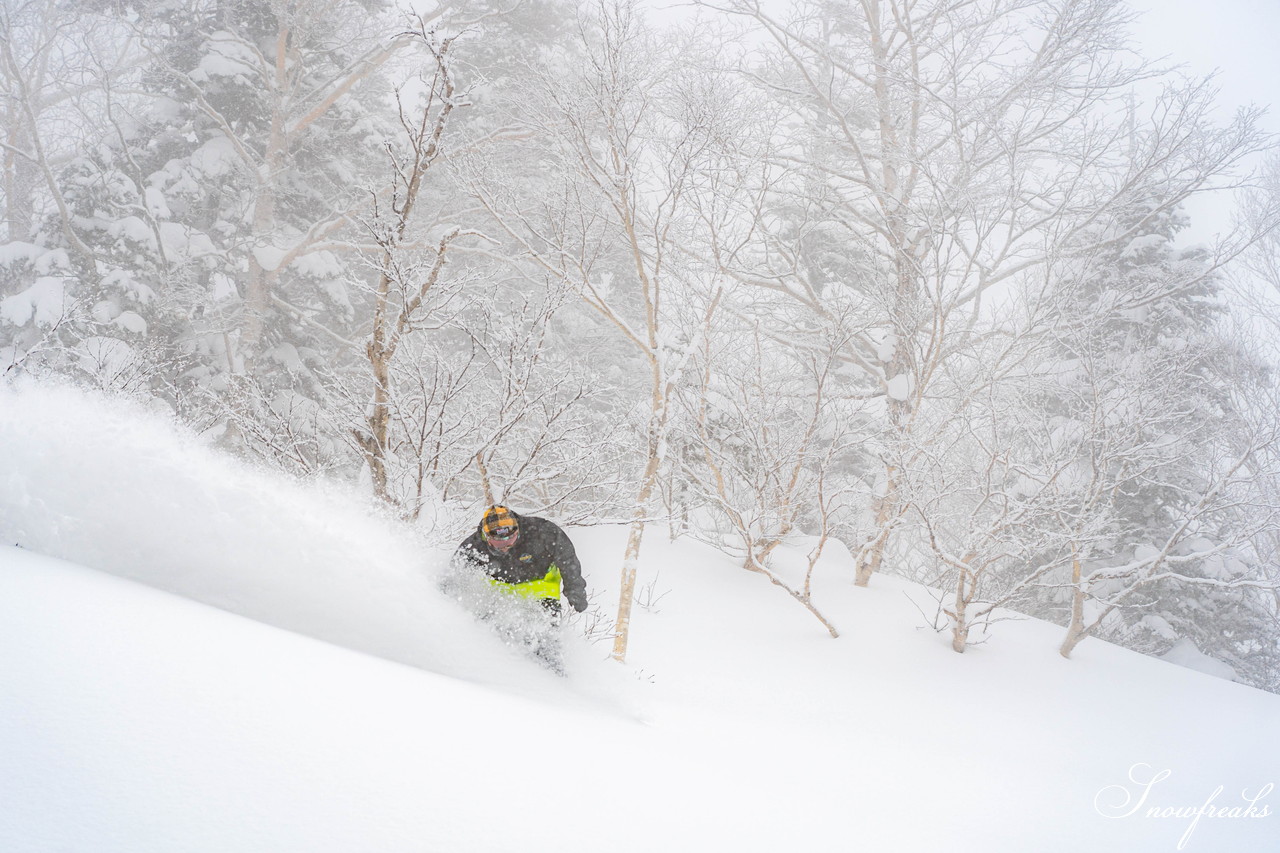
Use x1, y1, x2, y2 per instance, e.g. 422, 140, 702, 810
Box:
364, 336, 393, 504
611, 327, 670, 659
1060, 551, 1087, 658
3, 122, 36, 241
612, 443, 662, 662
240, 23, 291, 370
855, 465, 898, 586
951, 568, 970, 653
852, 0, 921, 589
361, 239, 397, 505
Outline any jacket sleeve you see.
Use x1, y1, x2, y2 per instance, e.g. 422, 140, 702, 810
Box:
451, 535, 485, 572
441, 535, 486, 598
551, 526, 588, 612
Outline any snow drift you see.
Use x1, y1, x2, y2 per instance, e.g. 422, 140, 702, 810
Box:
0, 382, 559, 689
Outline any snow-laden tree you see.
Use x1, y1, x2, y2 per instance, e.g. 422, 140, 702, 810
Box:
890, 302, 1072, 652
140, 0, 418, 381
673, 297, 865, 637
1236, 151, 1280, 352
1028, 208, 1280, 673
1, 0, 449, 403
0, 0, 148, 382
465, 0, 753, 660
2, 0, 596, 498
1, 0, 102, 244
706, 0, 1272, 592
886, 193, 1280, 668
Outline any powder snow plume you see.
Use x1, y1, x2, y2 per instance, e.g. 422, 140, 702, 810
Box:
0, 382, 540, 686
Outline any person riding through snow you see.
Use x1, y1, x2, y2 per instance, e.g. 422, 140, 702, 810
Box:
450, 506, 587, 671
453, 505, 588, 616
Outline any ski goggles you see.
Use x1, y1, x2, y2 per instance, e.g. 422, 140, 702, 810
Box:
486, 525, 518, 543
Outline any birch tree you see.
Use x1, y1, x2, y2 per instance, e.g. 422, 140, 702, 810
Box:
1, 0, 425, 406
351, 28, 470, 505
890, 187, 1280, 662
709, 0, 1271, 590
467, 0, 741, 660
1236, 151, 1280, 350
675, 298, 862, 637
147, 0, 422, 374
1044, 241, 1280, 665
1, 0, 89, 243
0, 1, 144, 380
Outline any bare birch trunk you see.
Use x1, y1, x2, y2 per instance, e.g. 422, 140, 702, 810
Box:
3, 122, 36, 241
364, 329, 393, 502
852, 1, 920, 588
612, 440, 662, 662
856, 466, 898, 586
1060, 550, 1088, 658
951, 568, 970, 653
361, 253, 400, 504
240, 22, 291, 370
354, 37, 457, 508
475, 453, 496, 508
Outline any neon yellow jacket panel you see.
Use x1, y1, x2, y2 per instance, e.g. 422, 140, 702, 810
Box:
488, 564, 562, 600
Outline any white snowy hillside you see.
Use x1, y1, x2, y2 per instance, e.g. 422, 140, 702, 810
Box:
2, 384, 1278, 853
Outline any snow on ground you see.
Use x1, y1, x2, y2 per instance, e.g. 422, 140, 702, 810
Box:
1, 383, 1278, 852
0, 382, 561, 696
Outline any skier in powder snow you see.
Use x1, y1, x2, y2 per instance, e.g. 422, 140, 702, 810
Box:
449, 505, 588, 672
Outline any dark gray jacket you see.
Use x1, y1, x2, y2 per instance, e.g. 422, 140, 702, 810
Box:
452, 512, 588, 612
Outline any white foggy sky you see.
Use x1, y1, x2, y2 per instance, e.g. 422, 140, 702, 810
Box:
1126, 0, 1279, 242
1132, 0, 1280, 132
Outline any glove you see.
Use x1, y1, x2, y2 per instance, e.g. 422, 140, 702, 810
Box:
570, 596, 587, 613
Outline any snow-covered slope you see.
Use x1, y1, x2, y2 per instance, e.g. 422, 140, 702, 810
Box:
2, 384, 1277, 852
0, 383, 557, 693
